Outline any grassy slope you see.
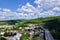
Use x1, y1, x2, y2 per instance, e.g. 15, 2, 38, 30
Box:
26, 16, 60, 26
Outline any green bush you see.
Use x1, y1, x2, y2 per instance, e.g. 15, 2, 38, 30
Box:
4, 32, 15, 37
0, 37, 7, 40
20, 33, 30, 40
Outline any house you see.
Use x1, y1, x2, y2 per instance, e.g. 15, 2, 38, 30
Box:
28, 24, 37, 29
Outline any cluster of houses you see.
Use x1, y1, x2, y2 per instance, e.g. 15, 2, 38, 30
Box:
0, 25, 14, 29
0, 24, 44, 40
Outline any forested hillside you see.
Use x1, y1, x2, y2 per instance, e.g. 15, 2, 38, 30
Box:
26, 16, 60, 40
0, 20, 23, 25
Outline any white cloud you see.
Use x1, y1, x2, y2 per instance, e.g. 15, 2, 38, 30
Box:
17, 2, 58, 19
0, 8, 2, 10
34, 0, 60, 10
39, 11, 55, 17
17, 3, 38, 19
18, 13, 28, 17
53, 7, 60, 11
3, 8, 11, 12
34, 0, 42, 4
34, 0, 60, 18
9, 0, 60, 19
0, 0, 60, 20
17, 3, 35, 13
0, 8, 20, 20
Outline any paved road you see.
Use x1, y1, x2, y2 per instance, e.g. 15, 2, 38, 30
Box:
36, 26, 54, 40
45, 29, 54, 40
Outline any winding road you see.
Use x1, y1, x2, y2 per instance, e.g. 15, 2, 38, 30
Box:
45, 29, 54, 40
35, 26, 54, 40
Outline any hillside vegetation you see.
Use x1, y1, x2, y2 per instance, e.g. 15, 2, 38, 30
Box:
0, 20, 24, 25
25, 16, 60, 40
0, 16, 60, 40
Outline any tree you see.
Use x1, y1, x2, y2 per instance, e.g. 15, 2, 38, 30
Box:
44, 19, 60, 40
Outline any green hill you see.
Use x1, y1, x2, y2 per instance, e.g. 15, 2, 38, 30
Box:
0, 20, 24, 25
25, 16, 60, 40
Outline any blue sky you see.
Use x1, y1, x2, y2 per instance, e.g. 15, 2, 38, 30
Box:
0, 0, 36, 11
0, 0, 60, 20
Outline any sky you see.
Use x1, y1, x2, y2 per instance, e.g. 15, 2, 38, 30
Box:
0, 0, 60, 20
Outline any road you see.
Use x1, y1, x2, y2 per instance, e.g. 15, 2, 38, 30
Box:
36, 26, 54, 40
45, 29, 54, 40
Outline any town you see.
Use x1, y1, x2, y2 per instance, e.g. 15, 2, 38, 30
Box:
0, 24, 44, 40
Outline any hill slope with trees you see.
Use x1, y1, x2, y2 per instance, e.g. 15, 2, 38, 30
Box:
26, 16, 60, 40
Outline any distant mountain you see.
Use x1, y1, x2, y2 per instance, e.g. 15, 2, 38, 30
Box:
0, 20, 23, 25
